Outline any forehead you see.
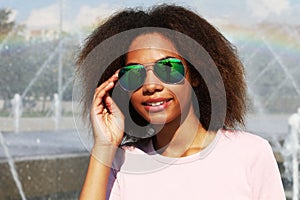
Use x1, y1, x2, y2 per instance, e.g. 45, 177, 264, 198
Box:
127, 33, 180, 63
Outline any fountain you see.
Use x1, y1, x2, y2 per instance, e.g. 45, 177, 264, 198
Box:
21, 42, 63, 99
54, 93, 61, 130
0, 131, 27, 200
0, 4, 89, 200
12, 93, 22, 133
284, 108, 300, 200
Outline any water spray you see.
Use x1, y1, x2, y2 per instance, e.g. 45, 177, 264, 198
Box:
288, 108, 300, 200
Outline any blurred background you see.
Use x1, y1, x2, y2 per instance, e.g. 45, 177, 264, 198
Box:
0, 0, 299, 199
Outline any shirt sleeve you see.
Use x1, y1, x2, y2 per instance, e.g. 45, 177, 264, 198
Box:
250, 139, 286, 200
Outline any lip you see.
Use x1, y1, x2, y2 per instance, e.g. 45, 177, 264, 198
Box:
144, 98, 170, 103
143, 98, 172, 112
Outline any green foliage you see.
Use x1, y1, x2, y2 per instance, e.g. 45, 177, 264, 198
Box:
0, 8, 15, 35
0, 8, 25, 42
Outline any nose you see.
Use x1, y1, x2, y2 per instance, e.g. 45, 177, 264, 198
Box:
142, 70, 164, 94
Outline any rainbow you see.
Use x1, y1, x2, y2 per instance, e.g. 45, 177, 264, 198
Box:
218, 23, 300, 55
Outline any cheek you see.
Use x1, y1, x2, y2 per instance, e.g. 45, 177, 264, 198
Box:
172, 83, 193, 110
129, 92, 141, 111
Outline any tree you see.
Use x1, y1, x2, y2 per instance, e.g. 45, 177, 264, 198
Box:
0, 8, 27, 112
0, 8, 16, 40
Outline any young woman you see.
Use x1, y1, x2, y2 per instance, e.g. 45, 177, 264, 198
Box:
76, 4, 286, 200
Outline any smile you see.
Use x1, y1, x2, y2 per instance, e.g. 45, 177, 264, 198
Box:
143, 98, 172, 112
146, 100, 168, 107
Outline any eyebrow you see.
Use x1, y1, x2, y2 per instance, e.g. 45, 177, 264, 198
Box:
125, 56, 178, 66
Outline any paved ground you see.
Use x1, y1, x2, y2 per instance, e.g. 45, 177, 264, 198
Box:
0, 130, 87, 160
0, 117, 76, 132
0, 114, 293, 159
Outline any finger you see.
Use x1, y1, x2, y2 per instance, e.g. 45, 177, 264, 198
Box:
92, 73, 119, 116
93, 73, 118, 103
93, 104, 104, 115
95, 73, 118, 94
93, 81, 114, 105
104, 95, 123, 118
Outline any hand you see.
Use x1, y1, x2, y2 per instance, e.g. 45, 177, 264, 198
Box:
90, 72, 124, 159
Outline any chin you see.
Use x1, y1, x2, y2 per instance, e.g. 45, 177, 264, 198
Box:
147, 115, 178, 125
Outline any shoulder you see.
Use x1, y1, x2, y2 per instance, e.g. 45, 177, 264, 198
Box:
217, 131, 285, 199
219, 129, 270, 148
216, 129, 274, 162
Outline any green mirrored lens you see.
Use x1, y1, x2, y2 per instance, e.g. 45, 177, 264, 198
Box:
119, 65, 146, 91
118, 58, 185, 91
154, 58, 185, 83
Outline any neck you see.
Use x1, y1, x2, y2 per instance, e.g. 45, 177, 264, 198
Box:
152, 106, 211, 157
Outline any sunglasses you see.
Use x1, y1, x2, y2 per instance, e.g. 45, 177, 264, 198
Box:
118, 57, 185, 92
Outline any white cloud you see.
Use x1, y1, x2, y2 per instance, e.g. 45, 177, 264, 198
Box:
188, 0, 256, 26
23, 0, 299, 32
25, 4, 60, 29
25, 3, 122, 31
194, 0, 295, 26
246, 0, 290, 18
73, 3, 122, 29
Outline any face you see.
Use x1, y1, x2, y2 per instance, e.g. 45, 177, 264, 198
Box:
125, 33, 195, 125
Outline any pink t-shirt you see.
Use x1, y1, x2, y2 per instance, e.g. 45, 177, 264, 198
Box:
107, 129, 286, 200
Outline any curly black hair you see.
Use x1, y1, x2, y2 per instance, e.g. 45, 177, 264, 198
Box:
76, 4, 247, 136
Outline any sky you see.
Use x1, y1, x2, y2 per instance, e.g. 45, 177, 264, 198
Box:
0, 0, 299, 32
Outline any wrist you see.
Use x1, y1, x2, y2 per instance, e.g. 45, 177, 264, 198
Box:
91, 143, 119, 167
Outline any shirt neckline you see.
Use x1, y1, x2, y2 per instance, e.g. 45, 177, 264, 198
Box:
145, 129, 222, 165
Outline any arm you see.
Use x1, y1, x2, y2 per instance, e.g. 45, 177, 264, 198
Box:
79, 73, 124, 200
80, 154, 113, 199
80, 148, 117, 200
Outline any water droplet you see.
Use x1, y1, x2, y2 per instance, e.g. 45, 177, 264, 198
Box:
28, 176, 31, 180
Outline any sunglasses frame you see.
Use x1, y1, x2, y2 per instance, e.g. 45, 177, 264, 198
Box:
118, 57, 186, 92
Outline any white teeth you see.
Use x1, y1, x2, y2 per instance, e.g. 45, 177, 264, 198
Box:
147, 101, 165, 106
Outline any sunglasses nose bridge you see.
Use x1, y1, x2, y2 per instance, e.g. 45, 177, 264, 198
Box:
143, 65, 162, 85
143, 62, 155, 71
143, 63, 160, 82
